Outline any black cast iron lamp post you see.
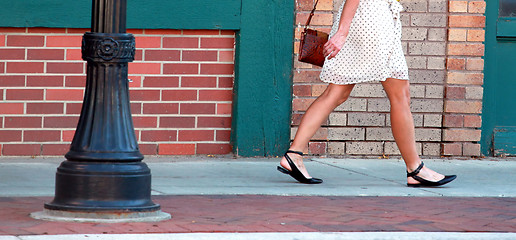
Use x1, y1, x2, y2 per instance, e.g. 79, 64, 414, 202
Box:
31, 0, 169, 222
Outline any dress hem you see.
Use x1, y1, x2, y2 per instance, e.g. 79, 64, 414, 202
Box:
319, 76, 409, 85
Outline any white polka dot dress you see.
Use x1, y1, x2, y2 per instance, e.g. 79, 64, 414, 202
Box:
320, 0, 409, 85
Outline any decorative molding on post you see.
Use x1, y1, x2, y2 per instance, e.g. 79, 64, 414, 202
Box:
64, 32, 141, 162
82, 33, 135, 62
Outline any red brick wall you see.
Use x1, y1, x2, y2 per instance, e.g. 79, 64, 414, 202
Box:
0, 27, 235, 156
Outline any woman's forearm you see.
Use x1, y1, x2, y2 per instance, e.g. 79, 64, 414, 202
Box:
337, 0, 360, 34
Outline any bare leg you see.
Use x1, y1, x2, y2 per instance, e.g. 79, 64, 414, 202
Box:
381, 78, 445, 184
280, 83, 355, 178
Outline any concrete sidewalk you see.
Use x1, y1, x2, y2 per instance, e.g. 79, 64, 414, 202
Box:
1, 156, 515, 197
0, 156, 515, 240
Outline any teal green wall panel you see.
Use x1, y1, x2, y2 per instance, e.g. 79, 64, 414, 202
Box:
0, 1, 91, 28
231, 0, 295, 156
0, 0, 240, 30
128, 0, 240, 30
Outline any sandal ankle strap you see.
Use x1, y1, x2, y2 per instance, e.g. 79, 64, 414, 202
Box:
286, 150, 304, 156
407, 161, 424, 177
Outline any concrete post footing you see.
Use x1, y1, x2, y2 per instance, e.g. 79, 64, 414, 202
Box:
30, 209, 171, 223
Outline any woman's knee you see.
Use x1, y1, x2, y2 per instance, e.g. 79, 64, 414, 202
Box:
323, 84, 353, 104
391, 87, 411, 105
383, 80, 411, 107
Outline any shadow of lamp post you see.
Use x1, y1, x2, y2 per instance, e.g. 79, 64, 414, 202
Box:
31, 0, 170, 222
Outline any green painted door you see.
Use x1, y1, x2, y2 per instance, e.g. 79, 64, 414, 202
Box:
482, 0, 516, 156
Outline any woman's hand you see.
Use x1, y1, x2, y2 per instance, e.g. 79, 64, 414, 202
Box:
323, 30, 348, 60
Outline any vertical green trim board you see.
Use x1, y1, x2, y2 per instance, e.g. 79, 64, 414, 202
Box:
232, 0, 295, 156
481, 0, 498, 155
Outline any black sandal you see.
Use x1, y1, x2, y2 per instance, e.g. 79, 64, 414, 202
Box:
407, 162, 456, 187
277, 150, 323, 184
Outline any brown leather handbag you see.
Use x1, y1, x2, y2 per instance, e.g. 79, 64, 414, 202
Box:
298, 0, 329, 67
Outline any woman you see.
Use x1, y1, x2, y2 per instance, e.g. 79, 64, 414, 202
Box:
277, 0, 456, 187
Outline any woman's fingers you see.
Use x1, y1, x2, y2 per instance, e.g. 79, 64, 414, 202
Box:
324, 34, 345, 59
324, 41, 336, 58
323, 42, 332, 56
328, 48, 340, 59
324, 42, 341, 59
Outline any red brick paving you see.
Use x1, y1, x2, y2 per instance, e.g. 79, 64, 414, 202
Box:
0, 195, 514, 236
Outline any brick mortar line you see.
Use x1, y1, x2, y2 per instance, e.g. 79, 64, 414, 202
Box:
447, 42, 484, 44
144, 140, 232, 142
408, 11, 452, 14
137, 116, 232, 118
292, 97, 443, 100
0, 74, 235, 78
132, 74, 236, 77
445, 86, 483, 89
443, 128, 481, 131
446, 28, 486, 30
137, 116, 231, 119
403, 42, 448, 44
139, 48, 235, 51
139, 61, 236, 64
0, 138, 232, 141
447, 69, 483, 72
0, 101, 83, 103
139, 126, 233, 129
0, 114, 80, 117
137, 34, 235, 37
402, 12, 448, 15
0, 47, 236, 51
1, 33, 236, 37
448, 12, 486, 16
134, 101, 234, 103
0, 47, 235, 52
0, 47, 81, 49
1, 60, 235, 64
0, 73, 86, 76
129, 87, 235, 90
0, 127, 54, 130
0, 114, 231, 119
3, 33, 83, 36
1, 60, 84, 63
1, 141, 68, 144
0, 141, 231, 143
153, 35, 235, 38
321, 126, 443, 128
143, 141, 230, 144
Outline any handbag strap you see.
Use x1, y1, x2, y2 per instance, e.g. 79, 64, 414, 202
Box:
303, 0, 320, 31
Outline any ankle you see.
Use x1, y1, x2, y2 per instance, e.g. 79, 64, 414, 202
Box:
406, 160, 423, 172
288, 147, 306, 154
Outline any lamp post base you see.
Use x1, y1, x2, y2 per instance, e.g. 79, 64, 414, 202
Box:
45, 160, 161, 212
